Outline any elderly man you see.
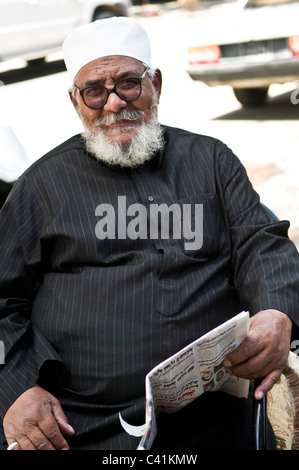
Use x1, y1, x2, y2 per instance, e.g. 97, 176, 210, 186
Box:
0, 17, 298, 451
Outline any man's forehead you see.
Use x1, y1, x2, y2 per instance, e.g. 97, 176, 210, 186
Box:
75, 56, 144, 84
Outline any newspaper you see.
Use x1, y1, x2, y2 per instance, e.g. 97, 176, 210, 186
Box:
119, 311, 250, 450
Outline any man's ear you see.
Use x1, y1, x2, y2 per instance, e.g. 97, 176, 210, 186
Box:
68, 88, 79, 111
152, 69, 162, 102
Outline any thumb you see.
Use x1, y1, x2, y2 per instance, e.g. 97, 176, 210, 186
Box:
254, 369, 282, 400
51, 402, 75, 436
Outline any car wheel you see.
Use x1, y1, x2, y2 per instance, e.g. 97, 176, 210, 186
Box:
27, 57, 46, 67
93, 9, 117, 21
233, 87, 269, 107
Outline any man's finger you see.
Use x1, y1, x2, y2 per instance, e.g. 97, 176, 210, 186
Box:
50, 402, 75, 437
223, 336, 263, 369
224, 352, 274, 380
38, 411, 71, 450
7, 441, 19, 450
9, 435, 36, 450
254, 369, 282, 400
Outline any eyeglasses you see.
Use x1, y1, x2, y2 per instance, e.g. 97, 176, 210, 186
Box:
74, 67, 149, 110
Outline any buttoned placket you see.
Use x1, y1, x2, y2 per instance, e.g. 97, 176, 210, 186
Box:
130, 168, 180, 316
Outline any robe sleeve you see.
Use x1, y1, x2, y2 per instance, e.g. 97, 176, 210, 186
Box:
215, 141, 299, 323
0, 177, 65, 418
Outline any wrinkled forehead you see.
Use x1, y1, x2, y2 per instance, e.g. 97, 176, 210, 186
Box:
74, 56, 145, 86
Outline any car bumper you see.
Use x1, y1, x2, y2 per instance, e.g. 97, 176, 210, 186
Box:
186, 56, 299, 88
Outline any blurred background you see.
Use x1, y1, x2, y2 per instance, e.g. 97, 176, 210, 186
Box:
0, 0, 298, 247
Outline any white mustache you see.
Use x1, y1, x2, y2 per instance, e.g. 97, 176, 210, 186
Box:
94, 110, 145, 127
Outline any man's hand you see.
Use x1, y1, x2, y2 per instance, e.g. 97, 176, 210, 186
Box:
223, 309, 292, 400
3, 384, 75, 450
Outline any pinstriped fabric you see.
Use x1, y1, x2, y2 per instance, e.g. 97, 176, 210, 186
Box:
0, 125, 298, 449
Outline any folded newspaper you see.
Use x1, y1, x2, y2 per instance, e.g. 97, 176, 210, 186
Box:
119, 310, 250, 450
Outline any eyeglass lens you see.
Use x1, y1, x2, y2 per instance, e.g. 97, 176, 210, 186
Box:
82, 78, 142, 109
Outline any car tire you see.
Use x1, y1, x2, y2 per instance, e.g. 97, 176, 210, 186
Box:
93, 9, 118, 21
233, 87, 269, 107
27, 57, 46, 67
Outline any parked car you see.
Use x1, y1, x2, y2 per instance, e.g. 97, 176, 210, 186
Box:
186, 0, 299, 106
0, 0, 130, 65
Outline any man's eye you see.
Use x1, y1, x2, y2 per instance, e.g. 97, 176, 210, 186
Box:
118, 79, 139, 90
85, 87, 106, 97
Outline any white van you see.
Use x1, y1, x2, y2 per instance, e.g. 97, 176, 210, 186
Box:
0, 0, 131, 64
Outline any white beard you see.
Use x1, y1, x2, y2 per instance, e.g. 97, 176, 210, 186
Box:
80, 109, 165, 169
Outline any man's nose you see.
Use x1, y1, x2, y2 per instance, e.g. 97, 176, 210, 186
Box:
103, 92, 127, 113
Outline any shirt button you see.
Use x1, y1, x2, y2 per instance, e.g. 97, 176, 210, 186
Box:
147, 195, 154, 202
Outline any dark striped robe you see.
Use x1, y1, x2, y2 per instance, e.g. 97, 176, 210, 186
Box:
0, 125, 298, 449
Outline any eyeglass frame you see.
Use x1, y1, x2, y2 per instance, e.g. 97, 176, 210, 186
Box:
73, 66, 150, 110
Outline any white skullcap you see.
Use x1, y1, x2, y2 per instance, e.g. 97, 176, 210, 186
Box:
62, 16, 152, 82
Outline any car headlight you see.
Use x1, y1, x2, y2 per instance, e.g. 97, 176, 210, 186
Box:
188, 45, 221, 65
288, 36, 299, 56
